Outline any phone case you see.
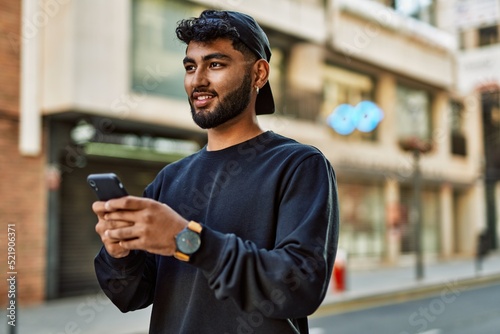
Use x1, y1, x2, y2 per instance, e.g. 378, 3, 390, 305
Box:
87, 173, 129, 201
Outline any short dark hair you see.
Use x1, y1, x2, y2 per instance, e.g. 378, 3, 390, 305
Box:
176, 10, 257, 62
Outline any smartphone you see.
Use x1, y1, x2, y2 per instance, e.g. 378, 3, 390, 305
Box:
87, 173, 129, 201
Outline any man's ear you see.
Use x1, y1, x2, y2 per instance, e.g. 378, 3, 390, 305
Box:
253, 59, 270, 89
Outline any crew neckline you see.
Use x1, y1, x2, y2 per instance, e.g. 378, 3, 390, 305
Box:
198, 131, 275, 160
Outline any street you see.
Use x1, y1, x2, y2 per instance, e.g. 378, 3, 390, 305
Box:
309, 282, 500, 334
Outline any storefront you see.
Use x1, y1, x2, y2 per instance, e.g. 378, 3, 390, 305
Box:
45, 114, 203, 298
336, 182, 385, 260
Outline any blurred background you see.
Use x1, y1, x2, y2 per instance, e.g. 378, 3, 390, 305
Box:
0, 0, 499, 330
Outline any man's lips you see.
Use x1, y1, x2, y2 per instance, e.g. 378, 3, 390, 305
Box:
192, 92, 216, 108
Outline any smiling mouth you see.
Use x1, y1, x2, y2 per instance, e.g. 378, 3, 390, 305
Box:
192, 92, 217, 108
195, 95, 213, 102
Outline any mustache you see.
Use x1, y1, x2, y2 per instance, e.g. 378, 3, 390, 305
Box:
191, 88, 217, 97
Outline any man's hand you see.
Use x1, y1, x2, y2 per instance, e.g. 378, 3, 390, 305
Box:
93, 196, 188, 258
93, 200, 132, 258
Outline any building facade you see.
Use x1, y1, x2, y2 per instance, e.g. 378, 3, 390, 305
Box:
0, 0, 496, 304
0, 0, 48, 305
454, 0, 500, 253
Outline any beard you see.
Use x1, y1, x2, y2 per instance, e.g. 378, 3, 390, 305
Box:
189, 73, 252, 129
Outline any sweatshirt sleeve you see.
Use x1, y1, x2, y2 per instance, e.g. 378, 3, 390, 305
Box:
190, 154, 339, 319
94, 247, 157, 313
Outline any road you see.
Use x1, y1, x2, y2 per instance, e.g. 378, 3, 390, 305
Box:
309, 282, 500, 334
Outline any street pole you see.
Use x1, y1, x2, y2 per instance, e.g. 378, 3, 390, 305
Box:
413, 149, 424, 280
399, 136, 430, 281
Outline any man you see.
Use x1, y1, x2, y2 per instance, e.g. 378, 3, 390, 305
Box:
93, 10, 339, 333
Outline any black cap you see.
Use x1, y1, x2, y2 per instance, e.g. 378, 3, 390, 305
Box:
202, 11, 275, 115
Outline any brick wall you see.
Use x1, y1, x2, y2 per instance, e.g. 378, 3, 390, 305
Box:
0, 0, 48, 305
0, 0, 21, 115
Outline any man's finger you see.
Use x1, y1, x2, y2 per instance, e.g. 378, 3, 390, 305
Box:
104, 210, 137, 223
106, 220, 134, 229
106, 226, 138, 241
92, 201, 107, 214
105, 196, 151, 211
119, 238, 143, 251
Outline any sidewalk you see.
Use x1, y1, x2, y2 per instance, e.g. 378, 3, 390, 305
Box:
3, 253, 500, 334
317, 252, 500, 317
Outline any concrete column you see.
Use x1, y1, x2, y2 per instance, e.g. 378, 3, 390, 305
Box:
19, 0, 42, 156
461, 29, 478, 50
439, 183, 454, 258
465, 91, 484, 174
287, 43, 324, 119
434, 0, 456, 34
431, 90, 450, 160
288, 43, 324, 92
457, 181, 487, 255
384, 178, 400, 263
376, 73, 396, 149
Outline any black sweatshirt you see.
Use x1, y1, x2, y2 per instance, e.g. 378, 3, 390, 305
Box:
95, 131, 339, 334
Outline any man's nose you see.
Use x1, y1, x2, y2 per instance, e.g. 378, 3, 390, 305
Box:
191, 67, 209, 87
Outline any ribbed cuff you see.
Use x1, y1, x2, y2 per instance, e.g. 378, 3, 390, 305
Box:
99, 247, 146, 273
189, 226, 229, 275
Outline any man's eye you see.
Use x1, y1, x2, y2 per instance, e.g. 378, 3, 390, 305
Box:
210, 62, 223, 68
185, 65, 195, 72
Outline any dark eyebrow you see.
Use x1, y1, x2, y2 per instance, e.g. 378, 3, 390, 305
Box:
183, 53, 232, 64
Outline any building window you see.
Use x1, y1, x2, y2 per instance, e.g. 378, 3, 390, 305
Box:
396, 85, 432, 141
322, 65, 377, 141
479, 25, 499, 47
450, 100, 467, 156
131, 0, 204, 100
369, 0, 436, 25
400, 187, 440, 254
393, 0, 436, 25
337, 183, 385, 259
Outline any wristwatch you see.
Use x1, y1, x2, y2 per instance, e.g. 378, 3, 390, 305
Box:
174, 221, 202, 262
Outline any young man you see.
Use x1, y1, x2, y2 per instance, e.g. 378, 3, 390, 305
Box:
93, 10, 339, 333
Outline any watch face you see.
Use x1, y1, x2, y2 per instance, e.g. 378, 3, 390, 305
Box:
176, 229, 201, 255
